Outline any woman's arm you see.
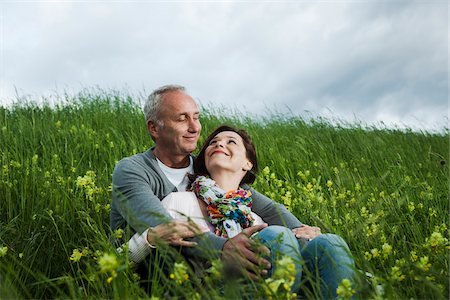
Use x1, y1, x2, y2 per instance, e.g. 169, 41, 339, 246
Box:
247, 187, 302, 228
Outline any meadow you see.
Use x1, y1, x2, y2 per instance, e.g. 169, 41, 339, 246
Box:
0, 90, 448, 299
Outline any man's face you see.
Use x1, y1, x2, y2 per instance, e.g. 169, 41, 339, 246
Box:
150, 90, 201, 156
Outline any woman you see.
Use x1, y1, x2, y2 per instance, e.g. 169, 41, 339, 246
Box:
129, 125, 355, 298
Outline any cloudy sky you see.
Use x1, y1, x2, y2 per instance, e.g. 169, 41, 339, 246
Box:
1, 1, 448, 132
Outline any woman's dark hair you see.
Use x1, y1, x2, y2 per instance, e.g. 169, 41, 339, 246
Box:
192, 125, 258, 185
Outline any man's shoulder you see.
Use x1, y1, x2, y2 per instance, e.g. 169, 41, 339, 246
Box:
114, 149, 157, 173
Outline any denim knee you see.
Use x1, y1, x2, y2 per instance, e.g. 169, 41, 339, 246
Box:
309, 233, 350, 254
259, 226, 299, 248
259, 225, 295, 240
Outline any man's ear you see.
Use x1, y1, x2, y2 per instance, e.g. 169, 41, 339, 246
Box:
147, 120, 158, 139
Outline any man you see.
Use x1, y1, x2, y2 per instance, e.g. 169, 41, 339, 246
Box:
110, 85, 355, 297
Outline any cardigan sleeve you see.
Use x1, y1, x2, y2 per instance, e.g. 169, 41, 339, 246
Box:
248, 187, 302, 229
110, 157, 172, 234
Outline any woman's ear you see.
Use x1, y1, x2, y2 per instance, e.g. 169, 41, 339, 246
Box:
242, 161, 253, 172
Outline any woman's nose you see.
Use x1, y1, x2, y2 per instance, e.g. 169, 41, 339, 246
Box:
215, 140, 225, 148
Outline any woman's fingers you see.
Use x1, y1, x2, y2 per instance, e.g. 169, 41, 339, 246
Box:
292, 224, 322, 240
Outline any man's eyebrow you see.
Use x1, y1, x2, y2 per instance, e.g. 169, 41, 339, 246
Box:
177, 111, 200, 116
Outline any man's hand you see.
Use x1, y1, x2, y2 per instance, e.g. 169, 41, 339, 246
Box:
147, 220, 207, 247
221, 224, 271, 280
292, 224, 321, 241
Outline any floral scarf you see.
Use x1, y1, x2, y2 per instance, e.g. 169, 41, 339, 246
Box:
190, 176, 254, 238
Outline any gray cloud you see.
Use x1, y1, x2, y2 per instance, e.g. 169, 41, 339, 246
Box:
1, 1, 447, 132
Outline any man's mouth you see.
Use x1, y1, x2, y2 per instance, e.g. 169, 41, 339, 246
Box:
184, 136, 198, 141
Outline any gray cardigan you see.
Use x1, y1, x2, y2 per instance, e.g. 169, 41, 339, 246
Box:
110, 148, 302, 259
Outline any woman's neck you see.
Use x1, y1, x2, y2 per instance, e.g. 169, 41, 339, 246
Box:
210, 171, 244, 191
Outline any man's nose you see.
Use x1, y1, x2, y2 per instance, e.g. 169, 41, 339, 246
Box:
188, 118, 201, 133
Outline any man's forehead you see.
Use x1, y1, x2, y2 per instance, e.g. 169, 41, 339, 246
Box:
160, 91, 199, 114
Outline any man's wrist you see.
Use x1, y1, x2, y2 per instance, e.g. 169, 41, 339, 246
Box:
144, 228, 157, 248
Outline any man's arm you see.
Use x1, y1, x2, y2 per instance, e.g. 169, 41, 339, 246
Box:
111, 157, 172, 234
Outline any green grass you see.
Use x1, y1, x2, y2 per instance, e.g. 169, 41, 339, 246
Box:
0, 90, 448, 299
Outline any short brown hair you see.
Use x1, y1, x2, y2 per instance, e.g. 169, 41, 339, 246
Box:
193, 125, 258, 185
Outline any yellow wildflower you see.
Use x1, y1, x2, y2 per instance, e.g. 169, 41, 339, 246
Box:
381, 243, 392, 258
170, 262, 189, 285
98, 253, 119, 273
114, 228, 124, 239
207, 259, 223, 278
69, 249, 83, 262
426, 232, 448, 248
416, 256, 431, 272
410, 251, 418, 262
0, 246, 8, 257
390, 266, 405, 282
336, 278, 355, 299
263, 256, 296, 299
370, 248, 380, 258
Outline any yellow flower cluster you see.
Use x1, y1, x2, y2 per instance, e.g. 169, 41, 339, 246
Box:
170, 261, 189, 285
75, 170, 103, 201
425, 232, 448, 249
263, 256, 297, 300
69, 248, 90, 262
336, 278, 355, 299
206, 259, 223, 278
98, 252, 119, 283
0, 246, 8, 257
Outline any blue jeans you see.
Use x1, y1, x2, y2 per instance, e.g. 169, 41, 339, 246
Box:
255, 226, 355, 299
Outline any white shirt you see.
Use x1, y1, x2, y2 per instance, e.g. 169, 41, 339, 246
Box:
156, 156, 193, 191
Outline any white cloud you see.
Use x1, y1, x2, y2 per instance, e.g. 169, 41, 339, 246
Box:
0, 1, 447, 132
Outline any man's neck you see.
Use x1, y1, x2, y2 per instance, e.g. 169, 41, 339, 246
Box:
152, 148, 190, 168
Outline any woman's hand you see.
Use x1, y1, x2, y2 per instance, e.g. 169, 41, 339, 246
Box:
292, 224, 321, 241
147, 220, 207, 247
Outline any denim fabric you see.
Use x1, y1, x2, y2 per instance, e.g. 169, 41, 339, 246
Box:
255, 226, 355, 299
254, 226, 303, 291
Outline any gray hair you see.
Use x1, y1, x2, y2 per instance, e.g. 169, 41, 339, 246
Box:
144, 84, 187, 124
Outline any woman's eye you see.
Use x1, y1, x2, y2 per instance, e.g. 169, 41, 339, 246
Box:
209, 140, 217, 145
228, 140, 236, 144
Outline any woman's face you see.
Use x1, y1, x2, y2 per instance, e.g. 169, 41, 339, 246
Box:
204, 131, 253, 175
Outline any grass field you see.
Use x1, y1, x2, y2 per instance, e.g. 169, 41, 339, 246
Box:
0, 91, 448, 299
